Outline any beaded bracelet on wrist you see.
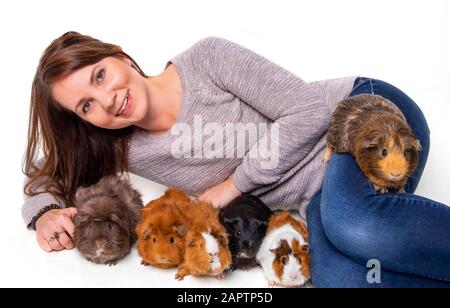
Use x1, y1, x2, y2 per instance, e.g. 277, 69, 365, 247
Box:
29, 204, 63, 230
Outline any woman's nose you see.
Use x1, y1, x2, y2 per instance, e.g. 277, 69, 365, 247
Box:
98, 91, 117, 113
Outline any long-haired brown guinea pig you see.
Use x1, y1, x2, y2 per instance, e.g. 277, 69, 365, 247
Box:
74, 175, 143, 265
175, 201, 232, 281
324, 94, 421, 193
135, 188, 192, 269
256, 211, 310, 287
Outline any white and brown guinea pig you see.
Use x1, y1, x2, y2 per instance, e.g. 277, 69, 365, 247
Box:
74, 175, 143, 265
324, 94, 421, 193
256, 211, 310, 287
135, 188, 193, 269
175, 201, 232, 281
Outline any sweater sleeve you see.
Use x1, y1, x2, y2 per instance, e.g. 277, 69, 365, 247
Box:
192, 37, 329, 193
21, 157, 66, 228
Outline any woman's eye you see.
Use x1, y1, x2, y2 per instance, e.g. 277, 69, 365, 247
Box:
82, 101, 91, 114
96, 69, 105, 82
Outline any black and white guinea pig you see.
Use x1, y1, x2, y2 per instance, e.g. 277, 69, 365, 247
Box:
219, 194, 273, 270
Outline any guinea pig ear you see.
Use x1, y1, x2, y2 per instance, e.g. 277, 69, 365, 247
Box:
74, 186, 88, 204
222, 217, 239, 227
301, 244, 309, 253
252, 219, 268, 228
143, 230, 151, 240
408, 136, 422, 151
74, 210, 90, 225
361, 136, 380, 149
216, 235, 228, 247
110, 213, 129, 232
173, 224, 187, 237
187, 237, 196, 248
223, 217, 239, 224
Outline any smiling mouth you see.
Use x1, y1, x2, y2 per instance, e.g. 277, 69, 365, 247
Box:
116, 90, 130, 116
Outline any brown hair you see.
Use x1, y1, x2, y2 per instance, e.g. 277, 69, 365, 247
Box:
23, 31, 147, 207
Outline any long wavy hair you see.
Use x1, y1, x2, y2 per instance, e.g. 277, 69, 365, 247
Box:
23, 31, 147, 207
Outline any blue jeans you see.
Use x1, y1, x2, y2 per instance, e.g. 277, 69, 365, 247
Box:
306, 77, 450, 288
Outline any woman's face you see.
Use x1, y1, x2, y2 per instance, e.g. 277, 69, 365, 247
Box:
52, 56, 150, 129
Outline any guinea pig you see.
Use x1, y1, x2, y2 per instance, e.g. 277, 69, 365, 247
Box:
219, 194, 273, 270
256, 211, 310, 287
324, 94, 421, 193
175, 201, 232, 280
135, 188, 192, 269
74, 175, 143, 265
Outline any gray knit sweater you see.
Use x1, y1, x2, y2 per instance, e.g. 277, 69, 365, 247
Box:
22, 37, 356, 225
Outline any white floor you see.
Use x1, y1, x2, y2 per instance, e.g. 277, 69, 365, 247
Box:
5, 175, 272, 288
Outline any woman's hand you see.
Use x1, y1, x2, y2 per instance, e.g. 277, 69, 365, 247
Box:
199, 176, 242, 209
35, 208, 78, 252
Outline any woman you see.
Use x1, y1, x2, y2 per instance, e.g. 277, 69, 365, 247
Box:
22, 32, 450, 287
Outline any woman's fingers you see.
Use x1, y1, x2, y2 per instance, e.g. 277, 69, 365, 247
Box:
59, 214, 75, 239
47, 229, 65, 251
35, 207, 78, 252
44, 221, 65, 251
36, 233, 52, 252
63, 207, 77, 219
58, 211, 76, 249
58, 232, 74, 250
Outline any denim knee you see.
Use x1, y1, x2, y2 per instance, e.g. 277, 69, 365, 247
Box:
321, 153, 450, 281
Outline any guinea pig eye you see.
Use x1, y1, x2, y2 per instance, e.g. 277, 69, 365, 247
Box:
281, 256, 288, 265
381, 149, 388, 157
169, 237, 175, 244
237, 231, 242, 236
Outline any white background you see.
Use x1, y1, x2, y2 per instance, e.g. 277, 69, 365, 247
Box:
0, 0, 449, 288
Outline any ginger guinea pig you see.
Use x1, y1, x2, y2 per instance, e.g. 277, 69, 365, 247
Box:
74, 176, 143, 265
324, 94, 421, 193
135, 188, 192, 269
175, 201, 232, 280
219, 194, 273, 270
257, 211, 310, 287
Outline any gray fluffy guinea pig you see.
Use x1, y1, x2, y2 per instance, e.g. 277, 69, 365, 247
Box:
74, 175, 143, 265
324, 94, 421, 193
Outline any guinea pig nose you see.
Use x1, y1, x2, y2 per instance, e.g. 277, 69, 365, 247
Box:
290, 272, 297, 280
96, 240, 106, 248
